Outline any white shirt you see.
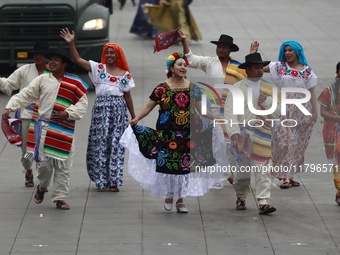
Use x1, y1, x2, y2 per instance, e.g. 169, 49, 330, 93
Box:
5, 73, 88, 121
224, 78, 280, 139
186, 50, 225, 82
247, 79, 261, 99
269, 61, 317, 90
0, 63, 42, 119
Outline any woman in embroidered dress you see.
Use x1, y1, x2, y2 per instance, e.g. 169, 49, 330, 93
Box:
120, 52, 228, 213
264, 40, 318, 189
60, 28, 136, 192
318, 62, 340, 206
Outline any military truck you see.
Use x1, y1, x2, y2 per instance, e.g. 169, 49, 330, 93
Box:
0, 0, 110, 71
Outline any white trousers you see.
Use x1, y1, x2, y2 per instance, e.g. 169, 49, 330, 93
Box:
36, 126, 75, 202
232, 161, 272, 205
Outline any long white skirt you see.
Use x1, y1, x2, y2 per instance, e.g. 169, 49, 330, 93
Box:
120, 125, 230, 199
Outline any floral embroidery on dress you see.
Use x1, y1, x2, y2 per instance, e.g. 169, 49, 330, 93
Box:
131, 82, 216, 174
119, 76, 128, 90
276, 62, 312, 81
110, 77, 117, 83
98, 69, 107, 80
96, 64, 132, 91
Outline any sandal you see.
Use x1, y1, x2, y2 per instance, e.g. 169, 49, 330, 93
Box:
259, 204, 276, 215
55, 200, 70, 210
290, 179, 300, 186
236, 198, 246, 210
34, 185, 47, 204
25, 170, 34, 187
109, 186, 119, 192
280, 179, 292, 189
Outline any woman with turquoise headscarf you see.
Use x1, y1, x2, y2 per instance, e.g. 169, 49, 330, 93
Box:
264, 40, 318, 189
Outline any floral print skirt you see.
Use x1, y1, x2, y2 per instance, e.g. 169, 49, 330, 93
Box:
86, 95, 128, 190
271, 103, 314, 179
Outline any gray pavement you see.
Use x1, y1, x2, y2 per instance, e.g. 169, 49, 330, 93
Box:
1, 0, 340, 254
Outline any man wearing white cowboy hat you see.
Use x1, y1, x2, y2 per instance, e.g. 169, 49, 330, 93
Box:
224, 52, 280, 215
2, 47, 89, 210
0, 41, 50, 188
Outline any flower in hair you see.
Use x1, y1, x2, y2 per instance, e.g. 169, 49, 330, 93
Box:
166, 59, 174, 69
166, 52, 189, 69
168, 55, 176, 61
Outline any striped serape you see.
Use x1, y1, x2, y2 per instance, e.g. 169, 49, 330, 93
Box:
219, 57, 247, 118
251, 80, 280, 165
27, 73, 88, 161
224, 57, 247, 85
218, 57, 247, 140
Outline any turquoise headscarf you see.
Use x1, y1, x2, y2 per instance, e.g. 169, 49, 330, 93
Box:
278, 40, 308, 66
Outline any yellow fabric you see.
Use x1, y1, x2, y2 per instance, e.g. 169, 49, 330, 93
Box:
250, 80, 280, 164
218, 57, 248, 120
187, 9, 202, 41
333, 165, 340, 190
225, 69, 246, 84
144, 1, 202, 41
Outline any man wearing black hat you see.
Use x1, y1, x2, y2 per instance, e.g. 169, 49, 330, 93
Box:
178, 29, 258, 110
179, 30, 259, 80
0, 41, 49, 188
224, 53, 279, 215
2, 47, 89, 210
178, 30, 259, 184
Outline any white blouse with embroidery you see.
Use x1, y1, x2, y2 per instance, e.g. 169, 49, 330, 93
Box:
89, 60, 135, 96
269, 61, 317, 90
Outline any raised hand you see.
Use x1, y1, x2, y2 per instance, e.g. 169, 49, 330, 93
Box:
60, 28, 75, 44
177, 29, 186, 40
250, 41, 259, 54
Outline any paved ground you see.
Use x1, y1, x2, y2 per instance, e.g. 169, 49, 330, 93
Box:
1, 0, 340, 254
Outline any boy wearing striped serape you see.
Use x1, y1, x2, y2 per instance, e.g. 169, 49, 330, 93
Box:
225, 53, 280, 215
2, 48, 89, 210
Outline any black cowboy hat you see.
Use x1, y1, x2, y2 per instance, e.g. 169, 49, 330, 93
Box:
238, 53, 271, 69
210, 34, 239, 52
45, 47, 74, 66
30, 41, 49, 53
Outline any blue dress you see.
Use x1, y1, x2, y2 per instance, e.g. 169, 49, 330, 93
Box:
86, 61, 135, 190
130, 0, 160, 38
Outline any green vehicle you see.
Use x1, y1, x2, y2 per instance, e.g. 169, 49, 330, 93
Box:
0, 0, 110, 70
